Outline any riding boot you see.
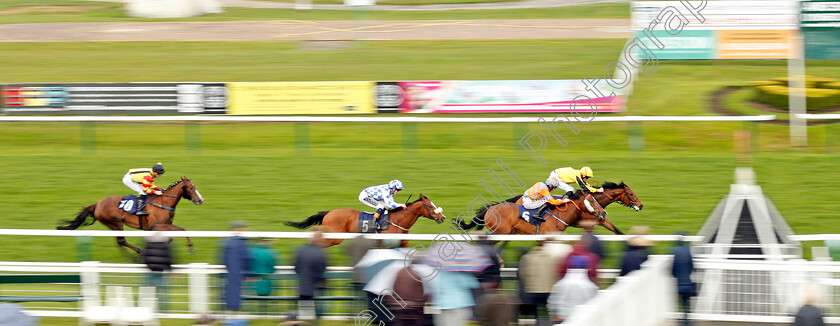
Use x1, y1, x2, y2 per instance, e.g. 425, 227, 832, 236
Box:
374, 208, 385, 229
379, 211, 391, 230
137, 195, 148, 216
535, 205, 548, 221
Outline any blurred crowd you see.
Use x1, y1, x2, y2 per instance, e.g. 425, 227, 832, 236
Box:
138, 222, 704, 326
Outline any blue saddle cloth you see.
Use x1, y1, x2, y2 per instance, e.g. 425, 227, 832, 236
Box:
357, 212, 388, 233
518, 206, 543, 227
118, 195, 140, 214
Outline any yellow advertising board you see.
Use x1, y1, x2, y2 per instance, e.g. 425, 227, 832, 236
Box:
227, 82, 375, 114
717, 30, 794, 59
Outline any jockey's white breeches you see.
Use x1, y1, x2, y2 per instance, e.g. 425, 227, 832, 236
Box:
359, 192, 386, 210
123, 173, 145, 195
522, 197, 548, 210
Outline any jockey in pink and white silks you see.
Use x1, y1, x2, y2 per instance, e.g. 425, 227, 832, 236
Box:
359, 180, 407, 222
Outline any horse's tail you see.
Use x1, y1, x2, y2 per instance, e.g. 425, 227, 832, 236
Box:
57, 205, 97, 230
285, 211, 328, 229
459, 195, 521, 231
461, 206, 487, 231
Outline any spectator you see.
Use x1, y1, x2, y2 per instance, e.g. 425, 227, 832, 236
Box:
142, 232, 173, 310
347, 235, 376, 311
222, 221, 250, 313
542, 232, 573, 274
620, 227, 655, 277
360, 238, 404, 326
389, 262, 427, 326
792, 284, 826, 326
520, 239, 560, 324
471, 231, 503, 291
672, 232, 696, 326
294, 229, 327, 320
475, 291, 519, 326
580, 219, 605, 261
428, 270, 480, 326
248, 238, 280, 296
558, 236, 600, 285
469, 231, 503, 323
547, 255, 599, 322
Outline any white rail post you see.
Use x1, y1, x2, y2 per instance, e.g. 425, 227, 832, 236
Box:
188, 263, 210, 314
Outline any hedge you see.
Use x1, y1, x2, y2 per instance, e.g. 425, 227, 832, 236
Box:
754, 85, 840, 111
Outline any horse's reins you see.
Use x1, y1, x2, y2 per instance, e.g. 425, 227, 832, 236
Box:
147, 183, 187, 211
391, 202, 438, 231
564, 194, 604, 219
544, 210, 569, 227
604, 188, 640, 208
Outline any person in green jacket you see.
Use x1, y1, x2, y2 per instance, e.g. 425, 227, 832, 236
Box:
248, 238, 282, 296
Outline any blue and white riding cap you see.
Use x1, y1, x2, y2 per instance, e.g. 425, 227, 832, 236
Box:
388, 179, 404, 190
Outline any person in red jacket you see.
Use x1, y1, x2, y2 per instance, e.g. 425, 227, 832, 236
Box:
557, 236, 600, 285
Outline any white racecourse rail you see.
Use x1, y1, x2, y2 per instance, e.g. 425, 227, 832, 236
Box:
0, 228, 703, 242
0, 115, 777, 123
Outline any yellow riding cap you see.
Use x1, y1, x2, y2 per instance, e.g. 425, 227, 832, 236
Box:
579, 166, 594, 178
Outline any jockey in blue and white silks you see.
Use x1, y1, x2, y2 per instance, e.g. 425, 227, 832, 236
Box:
359, 179, 406, 221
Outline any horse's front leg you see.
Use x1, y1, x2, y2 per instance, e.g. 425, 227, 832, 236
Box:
599, 217, 624, 235
150, 223, 194, 254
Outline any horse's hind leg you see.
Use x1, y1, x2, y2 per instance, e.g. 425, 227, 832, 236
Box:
104, 222, 143, 254
116, 236, 143, 254
150, 223, 194, 254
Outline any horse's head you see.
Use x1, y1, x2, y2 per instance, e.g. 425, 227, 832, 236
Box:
417, 194, 446, 224
579, 190, 607, 219
620, 181, 643, 211
178, 176, 204, 206
602, 181, 641, 211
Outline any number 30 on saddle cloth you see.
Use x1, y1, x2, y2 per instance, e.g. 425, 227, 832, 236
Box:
117, 195, 141, 215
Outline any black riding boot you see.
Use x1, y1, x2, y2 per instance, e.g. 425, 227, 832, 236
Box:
136, 195, 148, 216
378, 210, 391, 230
534, 205, 548, 221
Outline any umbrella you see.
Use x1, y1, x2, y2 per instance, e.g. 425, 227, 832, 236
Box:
364, 262, 437, 296
0, 303, 38, 326
356, 248, 411, 294
421, 242, 492, 272
356, 248, 438, 295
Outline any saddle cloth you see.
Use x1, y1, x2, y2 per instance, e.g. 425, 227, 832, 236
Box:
357, 211, 389, 233
118, 195, 141, 214
518, 206, 544, 227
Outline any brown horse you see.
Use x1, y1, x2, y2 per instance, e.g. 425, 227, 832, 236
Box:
459, 190, 607, 235
464, 181, 643, 235
284, 194, 446, 247
57, 177, 204, 254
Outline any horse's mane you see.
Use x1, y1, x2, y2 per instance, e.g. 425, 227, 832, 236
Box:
164, 179, 183, 190
392, 198, 423, 213
566, 190, 583, 200
602, 182, 622, 190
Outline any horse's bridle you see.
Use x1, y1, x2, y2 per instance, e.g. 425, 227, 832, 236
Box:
149, 183, 192, 211
604, 187, 639, 208
403, 200, 439, 220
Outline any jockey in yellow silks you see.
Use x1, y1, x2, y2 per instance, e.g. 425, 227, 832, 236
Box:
122, 163, 165, 216
548, 166, 602, 194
